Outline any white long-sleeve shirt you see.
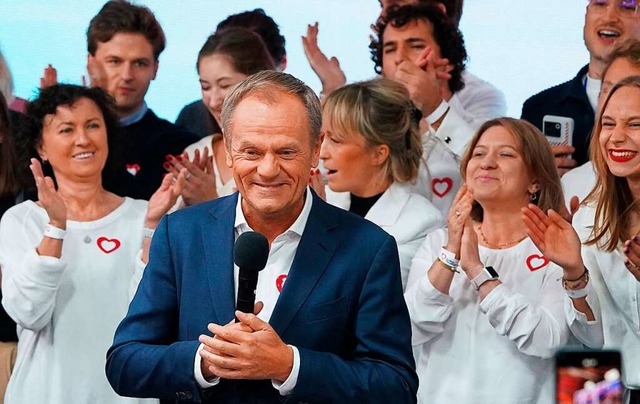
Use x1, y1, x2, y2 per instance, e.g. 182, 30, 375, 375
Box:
570, 204, 640, 389
0, 198, 156, 404
405, 228, 569, 404
451, 71, 507, 132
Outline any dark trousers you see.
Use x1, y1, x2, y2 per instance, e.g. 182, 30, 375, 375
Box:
630, 389, 639, 404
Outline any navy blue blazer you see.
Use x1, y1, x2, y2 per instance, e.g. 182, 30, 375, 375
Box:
106, 191, 418, 403
521, 65, 595, 166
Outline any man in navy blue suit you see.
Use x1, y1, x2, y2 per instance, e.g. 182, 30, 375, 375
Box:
106, 71, 418, 403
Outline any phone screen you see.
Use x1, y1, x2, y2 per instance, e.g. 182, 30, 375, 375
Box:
556, 350, 623, 404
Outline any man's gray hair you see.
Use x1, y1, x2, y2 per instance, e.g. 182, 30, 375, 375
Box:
221, 70, 322, 148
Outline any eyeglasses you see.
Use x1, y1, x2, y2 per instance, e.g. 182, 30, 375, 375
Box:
588, 0, 639, 17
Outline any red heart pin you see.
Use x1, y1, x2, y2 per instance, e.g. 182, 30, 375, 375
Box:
276, 274, 287, 293
526, 254, 549, 271
125, 164, 141, 176
97, 237, 121, 254
432, 177, 453, 198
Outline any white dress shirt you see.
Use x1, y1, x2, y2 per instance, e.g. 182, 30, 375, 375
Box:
450, 71, 507, 132
412, 134, 463, 217
561, 161, 597, 209
570, 204, 640, 388
194, 188, 314, 394
405, 228, 569, 403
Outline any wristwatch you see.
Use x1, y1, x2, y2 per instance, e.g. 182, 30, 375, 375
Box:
470, 266, 499, 290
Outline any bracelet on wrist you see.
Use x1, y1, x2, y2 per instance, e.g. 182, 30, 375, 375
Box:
43, 223, 66, 240
439, 246, 459, 266
562, 267, 589, 290
437, 257, 459, 274
142, 227, 155, 239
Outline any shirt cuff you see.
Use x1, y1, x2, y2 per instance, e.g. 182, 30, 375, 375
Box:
194, 343, 220, 388
272, 345, 299, 395
478, 283, 506, 314
418, 273, 454, 305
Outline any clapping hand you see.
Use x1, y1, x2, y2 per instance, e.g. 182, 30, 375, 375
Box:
393, 47, 451, 119
522, 204, 584, 275
40, 64, 58, 89
199, 309, 293, 382
302, 22, 347, 95
445, 184, 474, 257
145, 169, 186, 228
623, 235, 640, 282
165, 148, 218, 206
30, 158, 66, 227
308, 168, 325, 200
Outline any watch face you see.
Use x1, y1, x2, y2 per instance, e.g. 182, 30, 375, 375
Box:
485, 266, 499, 278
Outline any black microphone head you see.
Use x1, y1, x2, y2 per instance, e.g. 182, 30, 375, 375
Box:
233, 231, 269, 272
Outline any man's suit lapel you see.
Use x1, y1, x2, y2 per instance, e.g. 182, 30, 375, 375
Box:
269, 193, 339, 335
202, 193, 238, 324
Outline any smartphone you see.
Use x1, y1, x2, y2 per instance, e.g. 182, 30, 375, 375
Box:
556, 348, 623, 404
543, 115, 574, 151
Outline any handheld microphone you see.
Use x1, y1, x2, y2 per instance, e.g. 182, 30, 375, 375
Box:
234, 231, 269, 318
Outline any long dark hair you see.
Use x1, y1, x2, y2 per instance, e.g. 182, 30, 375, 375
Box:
196, 27, 276, 75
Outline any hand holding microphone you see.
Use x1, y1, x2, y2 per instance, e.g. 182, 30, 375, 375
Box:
199, 231, 294, 381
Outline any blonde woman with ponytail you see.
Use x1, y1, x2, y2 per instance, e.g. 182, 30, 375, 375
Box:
312, 78, 443, 290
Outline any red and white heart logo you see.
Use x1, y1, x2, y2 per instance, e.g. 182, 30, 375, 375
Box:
526, 254, 549, 272
432, 177, 453, 198
276, 274, 287, 293
125, 164, 141, 176
97, 237, 121, 254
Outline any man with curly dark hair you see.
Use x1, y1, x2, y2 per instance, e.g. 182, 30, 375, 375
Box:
373, 2, 473, 158
302, 0, 505, 137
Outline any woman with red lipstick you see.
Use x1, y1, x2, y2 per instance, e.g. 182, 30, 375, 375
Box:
405, 117, 568, 403
314, 79, 443, 290
524, 75, 640, 402
0, 84, 181, 403
166, 27, 276, 208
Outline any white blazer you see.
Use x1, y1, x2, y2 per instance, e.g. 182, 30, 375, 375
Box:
326, 182, 444, 290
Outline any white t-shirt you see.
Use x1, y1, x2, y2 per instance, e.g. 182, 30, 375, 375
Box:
0, 198, 156, 404
405, 228, 569, 404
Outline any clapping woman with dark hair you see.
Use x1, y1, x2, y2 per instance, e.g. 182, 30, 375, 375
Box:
0, 84, 181, 403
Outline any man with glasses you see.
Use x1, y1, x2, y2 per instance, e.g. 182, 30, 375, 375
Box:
522, 0, 640, 175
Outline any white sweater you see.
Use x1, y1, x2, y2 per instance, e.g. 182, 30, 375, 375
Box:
405, 228, 569, 404
0, 198, 156, 404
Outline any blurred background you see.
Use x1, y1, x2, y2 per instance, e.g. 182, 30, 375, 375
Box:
0, 0, 587, 120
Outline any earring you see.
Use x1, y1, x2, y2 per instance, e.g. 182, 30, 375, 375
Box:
530, 192, 538, 202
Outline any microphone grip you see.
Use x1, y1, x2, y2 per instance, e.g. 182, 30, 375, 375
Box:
236, 268, 259, 320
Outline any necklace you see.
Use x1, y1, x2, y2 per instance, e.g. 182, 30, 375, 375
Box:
478, 224, 528, 249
